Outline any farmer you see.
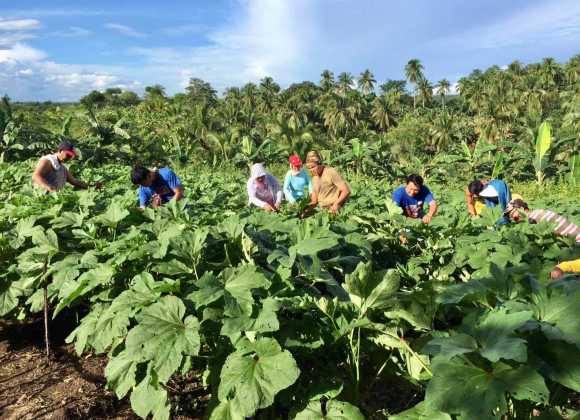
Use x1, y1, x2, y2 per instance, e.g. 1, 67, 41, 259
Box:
247, 163, 282, 212
392, 174, 438, 224
305, 150, 350, 215
283, 155, 313, 204
131, 165, 184, 208
504, 199, 580, 242
32, 141, 102, 193
550, 259, 580, 279
465, 179, 511, 221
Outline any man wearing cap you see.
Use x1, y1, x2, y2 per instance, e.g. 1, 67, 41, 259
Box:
305, 150, 350, 215
32, 141, 102, 193
283, 155, 313, 204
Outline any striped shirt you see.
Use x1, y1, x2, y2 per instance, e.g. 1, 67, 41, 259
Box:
528, 209, 580, 242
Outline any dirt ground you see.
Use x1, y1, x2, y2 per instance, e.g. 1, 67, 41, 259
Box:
0, 318, 137, 420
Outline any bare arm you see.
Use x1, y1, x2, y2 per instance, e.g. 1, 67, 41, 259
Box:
67, 171, 89, 189
423, 201, 438, 223
172, 186, 184, 201
32, 159, 56, 192
334, 183, 350, 208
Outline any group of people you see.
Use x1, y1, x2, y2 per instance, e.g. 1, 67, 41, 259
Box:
32, 142, 579, 278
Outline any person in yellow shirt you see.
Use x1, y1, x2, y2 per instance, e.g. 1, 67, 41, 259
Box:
550, 259, 580, 279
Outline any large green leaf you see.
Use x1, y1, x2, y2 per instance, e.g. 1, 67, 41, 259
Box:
344, 262, 399, 314
130, 374, 170, 420
104, 349, 138, 399
221, 297, 280, 342
425, 357, 549, 419
390, 401, 451, 420
223, 264, 271, 317
293, 400, 365, 420
94, 201, 129, 228
535, 121, 552, 167
532, 286, 580, 346
472, 308, 533, 363
126, 295, 200, 383
217, 337, 300, 417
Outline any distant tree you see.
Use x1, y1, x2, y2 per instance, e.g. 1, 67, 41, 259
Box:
320, 70, 335, 92
405, 59, 424, 111
417, 77, 433, 108
185, 78, 217, 106
118, 91, 140, 106
379, 80, 406, 95
357, 69, 376, 95
337, 72, 354, 95
144, 84, 166, 100
436, 79, 451, 109
80, 90, 107, 108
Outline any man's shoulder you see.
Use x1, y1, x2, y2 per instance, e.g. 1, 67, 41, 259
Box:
158, 167, 175, 176
392, 186, 406, 197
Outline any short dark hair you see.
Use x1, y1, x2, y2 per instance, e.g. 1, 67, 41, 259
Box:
131, 166, 150, 185
468, 180, 484, 195
405, 174, 423, 187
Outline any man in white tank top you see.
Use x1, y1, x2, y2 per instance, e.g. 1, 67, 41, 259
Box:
32, 141, 102, 193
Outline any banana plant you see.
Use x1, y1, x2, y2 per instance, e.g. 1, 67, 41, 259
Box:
534, 121, 552, 186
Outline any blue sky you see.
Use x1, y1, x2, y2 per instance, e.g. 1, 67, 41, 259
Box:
1, 0, 579, 101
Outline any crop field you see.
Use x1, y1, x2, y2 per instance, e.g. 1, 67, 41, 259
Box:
1, 55, 579, 419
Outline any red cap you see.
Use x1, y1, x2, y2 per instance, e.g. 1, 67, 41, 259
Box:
289, 155, 302, 166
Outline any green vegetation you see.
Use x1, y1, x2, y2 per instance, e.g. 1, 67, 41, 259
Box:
1, 56, 579, 419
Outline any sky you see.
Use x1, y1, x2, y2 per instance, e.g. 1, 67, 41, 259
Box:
0, 0, 579, 101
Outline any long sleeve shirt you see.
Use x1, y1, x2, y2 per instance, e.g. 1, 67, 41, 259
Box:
247, 174, 283, 208
283, 169, 313, 203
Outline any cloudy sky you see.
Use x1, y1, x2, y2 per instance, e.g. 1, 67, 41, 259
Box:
1, 0, 579, 101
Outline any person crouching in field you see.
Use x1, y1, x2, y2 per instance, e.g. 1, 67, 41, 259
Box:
465, 178, 511, 223
392, 174, 438, 224
32, 141, 102, 193
283, 155, 313, 204
247, 163, 282, 212
131, 165, 184, 209
503, 199, 580, 280
305, 150, 350, 215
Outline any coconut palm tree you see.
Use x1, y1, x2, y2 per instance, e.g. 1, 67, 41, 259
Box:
337, 72, 354, 95
405, 59, 424, 112
320, 70, 335, 92
417, 77, 433, 108
357, 69, 376, 95
436, 79, 451, 109
371, 95, 395, 131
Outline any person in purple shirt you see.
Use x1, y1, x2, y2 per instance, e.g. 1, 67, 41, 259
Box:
247, 163, 282, 212
392, 174, 438, 224
131, 166, 184, 208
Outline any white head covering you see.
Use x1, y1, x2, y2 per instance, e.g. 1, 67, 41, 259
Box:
250, 163, 267, 181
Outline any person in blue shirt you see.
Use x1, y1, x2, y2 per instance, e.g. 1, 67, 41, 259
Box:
131, 166, 184, 208
465, 179, 511, 219
392, 174, 438, 224
283, 155, 313, 204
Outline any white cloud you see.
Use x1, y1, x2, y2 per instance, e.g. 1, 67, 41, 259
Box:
0, 18, 41, 31
430, 0, 580, 50
105, 23, 146, 38
0, 43, 46, 63
0, 32, 36, 46
129, 0, 315, 93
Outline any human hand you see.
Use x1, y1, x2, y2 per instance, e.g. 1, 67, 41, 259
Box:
151, 194, 162, 208
550, 267, 564, 280
263, 204, 275, 212
330, 203, 340, 215
422, 214, 432, 224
